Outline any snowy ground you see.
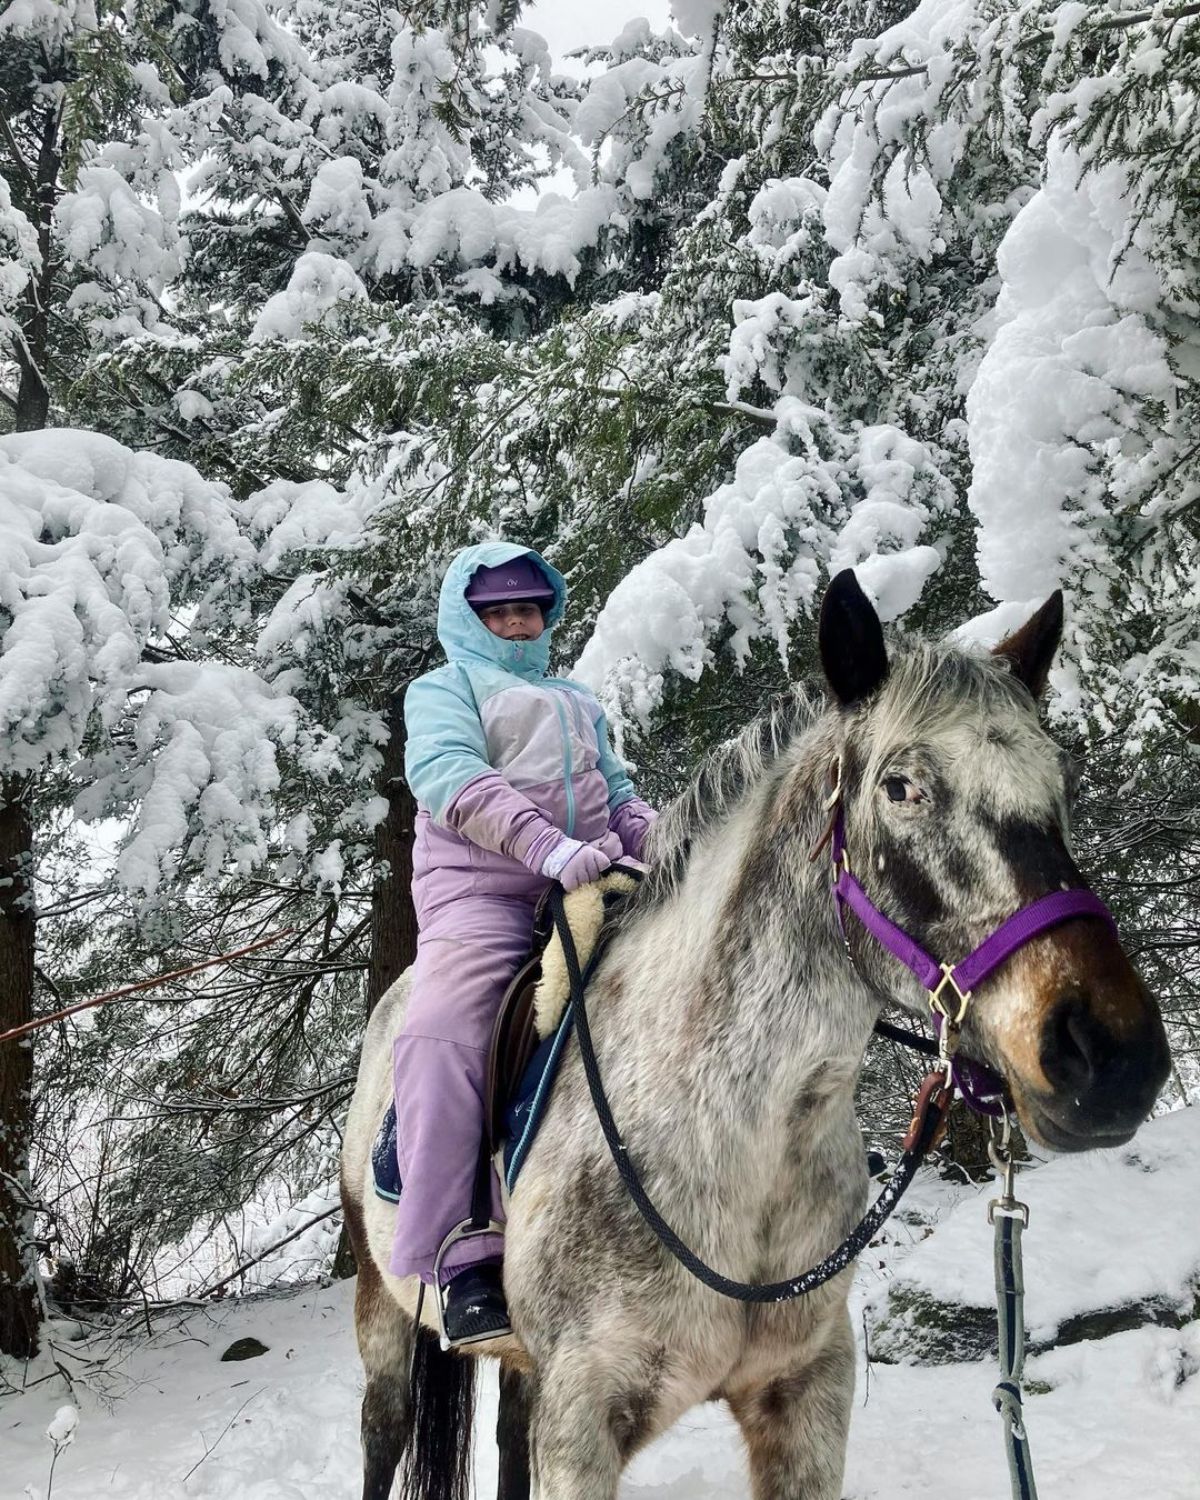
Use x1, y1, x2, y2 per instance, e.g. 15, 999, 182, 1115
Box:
6, 1115, 1199, 1499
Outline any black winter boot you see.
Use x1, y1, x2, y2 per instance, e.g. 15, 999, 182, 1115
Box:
443, 1262, 511, 1346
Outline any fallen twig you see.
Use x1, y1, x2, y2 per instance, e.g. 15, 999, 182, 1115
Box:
181, 1388, 263, 1486
196, 1205, 341, 1301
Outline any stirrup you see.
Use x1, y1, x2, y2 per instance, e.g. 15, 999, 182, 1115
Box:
431, 1218, 507, 1351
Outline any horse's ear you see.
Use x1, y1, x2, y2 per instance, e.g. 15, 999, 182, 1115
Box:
819, 570, 889, 707
992, 591, 1064, 698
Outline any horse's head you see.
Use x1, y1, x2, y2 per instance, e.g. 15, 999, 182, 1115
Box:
818, 571, 1169, 1152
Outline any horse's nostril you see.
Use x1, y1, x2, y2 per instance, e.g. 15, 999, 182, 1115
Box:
1040, 994, 1113, 1093
1030, 984, 1170, 1145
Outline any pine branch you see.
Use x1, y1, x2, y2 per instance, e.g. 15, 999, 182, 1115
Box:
710, 398, 781, 428
581, 382, 780, 429
854, 1, 1200, 83
723, 2, 1200, 89
197, 1205, 341, 1301
0, 929, 296, 1046
153, 49, 312, 248
180, 1388, 263, 1485
152, 1077, 355, 1117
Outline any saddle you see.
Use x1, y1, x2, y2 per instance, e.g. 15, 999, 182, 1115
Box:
484, 868, 640, 1148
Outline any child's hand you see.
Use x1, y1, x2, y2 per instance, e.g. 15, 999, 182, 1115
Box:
541, 833, 622, 891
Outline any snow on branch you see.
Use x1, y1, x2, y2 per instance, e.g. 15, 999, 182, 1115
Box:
0, 431, 333, 897
576, 408, 949, 733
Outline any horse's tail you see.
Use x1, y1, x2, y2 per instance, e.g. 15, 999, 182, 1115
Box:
397, 1326, 476, 1500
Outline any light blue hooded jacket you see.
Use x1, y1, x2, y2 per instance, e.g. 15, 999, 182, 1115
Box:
404, 543, 638, 923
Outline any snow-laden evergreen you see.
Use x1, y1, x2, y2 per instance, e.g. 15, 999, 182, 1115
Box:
582, 0, 1199, 758
0, 429, 343, 895
0, 0, 1196, 1356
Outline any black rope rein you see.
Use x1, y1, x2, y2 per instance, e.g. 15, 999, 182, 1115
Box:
550, 887, 950, 1303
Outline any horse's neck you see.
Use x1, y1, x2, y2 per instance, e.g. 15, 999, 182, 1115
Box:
606, 745, 877, 1128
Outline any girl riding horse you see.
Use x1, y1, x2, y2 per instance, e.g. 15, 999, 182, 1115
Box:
390, 542, 654, 1345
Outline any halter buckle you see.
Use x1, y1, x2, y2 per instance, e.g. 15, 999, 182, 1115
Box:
928, 963, 972, 1027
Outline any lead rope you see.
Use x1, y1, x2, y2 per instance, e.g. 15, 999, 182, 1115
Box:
989, 1110, 1039, 1500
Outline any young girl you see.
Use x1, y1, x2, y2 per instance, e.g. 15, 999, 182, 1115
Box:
391, 542, 656, 1344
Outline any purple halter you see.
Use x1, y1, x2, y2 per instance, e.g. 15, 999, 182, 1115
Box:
830, 802, 1119, 1116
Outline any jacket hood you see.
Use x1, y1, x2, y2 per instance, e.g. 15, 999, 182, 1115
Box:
437, 542, 566, 679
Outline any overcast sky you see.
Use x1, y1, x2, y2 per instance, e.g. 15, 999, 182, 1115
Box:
523, 0, 673, 58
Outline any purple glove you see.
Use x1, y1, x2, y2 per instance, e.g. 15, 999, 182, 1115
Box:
541, 832, 622, 891
445, 771, 581, 874
608, 797, 658, 860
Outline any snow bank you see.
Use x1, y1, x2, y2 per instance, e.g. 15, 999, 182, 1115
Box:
863, 1106, 1200, 1353
5, 1110, 1198, 1498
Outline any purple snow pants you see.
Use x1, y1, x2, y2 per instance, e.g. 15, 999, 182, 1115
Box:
388, 890, 539, 1283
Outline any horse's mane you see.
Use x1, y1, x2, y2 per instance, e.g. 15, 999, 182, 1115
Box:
632, 685, 822, 912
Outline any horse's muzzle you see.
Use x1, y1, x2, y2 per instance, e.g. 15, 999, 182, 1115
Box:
1021, 983, 1171, 1151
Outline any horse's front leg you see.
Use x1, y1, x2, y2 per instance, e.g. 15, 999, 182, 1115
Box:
726, 1309, 856, 1500
528, 1347, 658, 1500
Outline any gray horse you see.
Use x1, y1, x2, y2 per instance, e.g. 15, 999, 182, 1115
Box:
341, 571, 1169, 1500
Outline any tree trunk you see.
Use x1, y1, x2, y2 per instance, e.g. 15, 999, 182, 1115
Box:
366, 690, 419, 1011
0, 776, 39, 1357
0, 101, 60, 1352
14, 102, 61, 433
334, 690, 419, 1280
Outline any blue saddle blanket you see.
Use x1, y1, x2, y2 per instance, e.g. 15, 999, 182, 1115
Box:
371, 1005, 575, 1205
371, 1102, 401, 1202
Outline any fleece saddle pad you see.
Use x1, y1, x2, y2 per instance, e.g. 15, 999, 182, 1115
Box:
371, 870, 640, 1206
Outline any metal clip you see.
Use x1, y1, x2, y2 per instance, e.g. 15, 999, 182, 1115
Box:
986, 1109, 1030, 1226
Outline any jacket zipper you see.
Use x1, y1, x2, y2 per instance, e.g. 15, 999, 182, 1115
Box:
552, 693, 576, 837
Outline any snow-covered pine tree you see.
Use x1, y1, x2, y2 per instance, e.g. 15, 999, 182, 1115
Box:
7, 0, 1195, 1307
0, 419, 350, 1350
963, 1, 1200, 1079
0, 0, 200, 1354
572, 0, 1198, 1088
10, 4, 635, 1294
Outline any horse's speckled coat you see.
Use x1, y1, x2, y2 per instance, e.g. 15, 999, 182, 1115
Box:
341, 583, 1168, 1500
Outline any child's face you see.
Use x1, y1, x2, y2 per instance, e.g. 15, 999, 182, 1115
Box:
476, 601, 545, 641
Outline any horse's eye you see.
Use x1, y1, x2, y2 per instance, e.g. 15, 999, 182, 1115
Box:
884, 777, 908, 802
